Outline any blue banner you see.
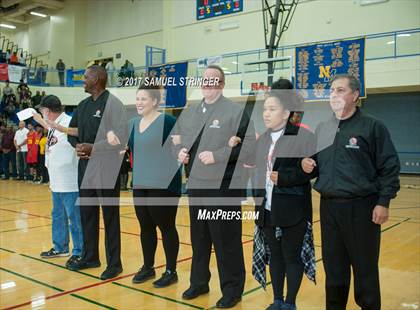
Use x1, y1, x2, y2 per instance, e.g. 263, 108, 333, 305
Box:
148, 62, 188, 109
295, 37, 366, 101
66, 69, 85, 87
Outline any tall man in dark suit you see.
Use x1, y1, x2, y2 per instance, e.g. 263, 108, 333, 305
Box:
174, 65, 255, 308
65, 65, 127, 280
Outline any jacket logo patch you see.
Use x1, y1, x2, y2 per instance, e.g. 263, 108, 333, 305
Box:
209, 119, 220, 129
345, 137, 360, 149
93, 110, 102, 118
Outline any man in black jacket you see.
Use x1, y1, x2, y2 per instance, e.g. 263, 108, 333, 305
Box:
65, 65, 127, 280
302, 74, 400, 310
174, 65, 255, 308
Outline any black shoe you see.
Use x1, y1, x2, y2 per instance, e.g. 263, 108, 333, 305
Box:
266, 302, 283, 310
65, 255, 81, 268
279, 303, 296, 310
153, 270, 178, 288
40, 248, 69, 258
182, 285, 210, 300
67, 257, 101, 271
216, 296, 242, 308
132, 266, 155, 284
100, 266, 123, 280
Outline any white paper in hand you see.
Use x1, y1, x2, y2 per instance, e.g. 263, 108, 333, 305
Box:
17, 108, 36, 121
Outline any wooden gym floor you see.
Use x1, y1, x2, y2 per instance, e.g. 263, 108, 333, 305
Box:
0, 175, 419, 310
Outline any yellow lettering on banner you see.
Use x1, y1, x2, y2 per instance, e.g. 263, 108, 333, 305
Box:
319, 65, 331, 78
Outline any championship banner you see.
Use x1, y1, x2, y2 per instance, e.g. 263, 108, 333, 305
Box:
0, 64, 28, 83
66, 69, 85, 87
148, 62, 188, 109
295, 37, 366, 101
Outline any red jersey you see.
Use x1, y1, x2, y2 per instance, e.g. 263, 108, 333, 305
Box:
26, 131, 41, 164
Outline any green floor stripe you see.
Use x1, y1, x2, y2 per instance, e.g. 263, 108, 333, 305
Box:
112, 282, 204, 309
3, 247, 200, 309
0, 266, 115, 309
0, 266, 64, 292
19, 253, 101, 280
69, 293, 117, 310
220, 218, 412, 307
0, 224, 52, 233
242, 280, 272, 296
381, 217, 411, 233
0, 213, 412, 309
207, 257, 323, 309
0, 247, 16, 253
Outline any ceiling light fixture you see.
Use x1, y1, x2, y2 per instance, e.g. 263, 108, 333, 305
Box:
0, 24, 16, 29
30, 11, 47, 18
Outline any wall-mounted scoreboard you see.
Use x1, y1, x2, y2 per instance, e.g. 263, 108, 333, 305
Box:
197, 0, 243, 20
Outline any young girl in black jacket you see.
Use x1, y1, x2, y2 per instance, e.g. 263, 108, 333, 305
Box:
230, 88, 316, 310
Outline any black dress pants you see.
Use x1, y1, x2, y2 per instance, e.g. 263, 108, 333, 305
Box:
188, 188, 245, 299
320, 195, 381, 310
78, 159, 122, 268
